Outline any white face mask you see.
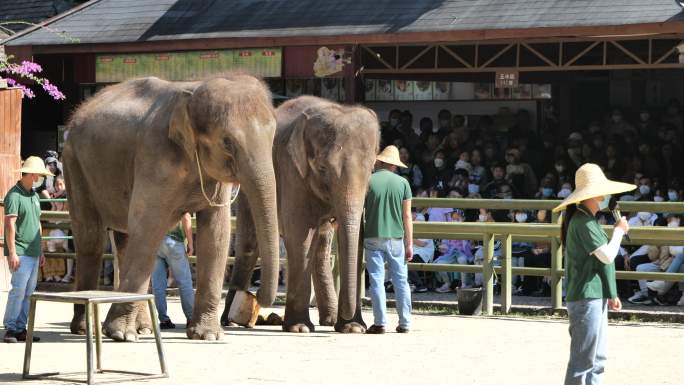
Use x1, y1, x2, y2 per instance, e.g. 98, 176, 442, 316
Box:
514, 213, 528, 223
598, 195, 610, 210
669, 191, 678, 201
638, 212, 651, 221
639, 185, 651, 196
478, 214, 488, 222
468, 183, 480, 194
555, 165, 565, 173
668, 219, 680, 228
32, 176, 44, 190
434, 158, 445, 168
654, 196, 664, 202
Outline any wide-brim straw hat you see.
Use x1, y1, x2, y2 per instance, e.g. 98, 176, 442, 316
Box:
16, 156, 54, 176
376, 145, 408, 168
552, 163, 635, 212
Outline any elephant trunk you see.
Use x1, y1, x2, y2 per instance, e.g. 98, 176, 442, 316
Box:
336, 200, 363, 320
240, 164, 279, 307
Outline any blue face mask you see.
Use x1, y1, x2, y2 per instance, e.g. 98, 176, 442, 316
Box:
598, 195, 611, 210
542, 188, 554, 198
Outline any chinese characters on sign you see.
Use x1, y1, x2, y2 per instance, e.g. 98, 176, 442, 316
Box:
495, 71, 519, 88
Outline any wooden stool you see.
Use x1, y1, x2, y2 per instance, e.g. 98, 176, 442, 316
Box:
22, 290, 169, 385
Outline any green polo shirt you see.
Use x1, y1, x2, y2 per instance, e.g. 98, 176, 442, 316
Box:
4, 182, 42, 257
166, 222, 185, 243
565, 205, 617, 301
364, 169, 412, 239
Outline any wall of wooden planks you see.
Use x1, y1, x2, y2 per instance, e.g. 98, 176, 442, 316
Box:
0, 88, 22, 291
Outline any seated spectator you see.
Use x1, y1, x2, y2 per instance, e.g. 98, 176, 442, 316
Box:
423, 151, 452, 190
510, 209, 531, 294
42, 176, 70, 283
469, 149, 489, 187
482, 163, 507, 198
434, 209, 473, 292
435, 109, 453, 139
646, 214, 684, 306
397, 146, 423, 191
505, 147, 538, 198
408, 210, 434, 293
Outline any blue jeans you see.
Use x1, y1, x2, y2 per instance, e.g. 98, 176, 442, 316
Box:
151, 237, 194, 323
365, 238, 411, 329
3, 256, 40, 332
565, 299, 608, 385
434, 251, 472, 286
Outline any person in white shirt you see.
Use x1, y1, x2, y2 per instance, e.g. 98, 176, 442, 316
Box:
407, 211, 434, 293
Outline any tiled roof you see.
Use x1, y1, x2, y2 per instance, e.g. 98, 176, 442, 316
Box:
0, 0, 81, 35
5, 0, 684, 46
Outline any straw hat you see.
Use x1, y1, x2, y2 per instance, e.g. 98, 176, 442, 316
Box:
552, 163, 635, 212
376, 145, 407, 168
16, 156, 54, 176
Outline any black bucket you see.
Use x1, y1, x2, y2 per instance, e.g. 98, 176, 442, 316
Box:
457, 288, 483, 316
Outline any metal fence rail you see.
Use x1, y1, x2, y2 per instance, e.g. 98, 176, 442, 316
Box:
4, 198, 684, 315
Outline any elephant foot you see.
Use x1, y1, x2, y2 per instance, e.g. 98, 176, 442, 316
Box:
334, 321, 366, 334
70, 305, 86, 335
103, 303, 139, 342
283, 321, 315, 333
187, 318, 224, 341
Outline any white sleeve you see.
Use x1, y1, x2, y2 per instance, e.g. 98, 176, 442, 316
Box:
630, 245, 649, 258
591, 228, 625, 264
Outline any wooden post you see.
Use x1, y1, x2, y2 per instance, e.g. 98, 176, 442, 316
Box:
0, 88, 22, 291
501, 234, 512, 314
482, 233, 495, 315
551, 211, 563, 311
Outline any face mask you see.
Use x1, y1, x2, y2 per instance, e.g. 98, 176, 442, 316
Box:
668, 220, 680, 228
389, 118, 399, 127
542, 188, 554, 198
639, 185, 651, 196
598, 195, 610, 210
669, 191, 678, 201
558, 188, 572, 199
478, 214, 488, 222
653, 196, 664, 202
502, 193, 513, 199
514, 213, 528, 223
555, 165, 564, 173
32, 176, 44, 190
434, 158, 444, 168
468, 183, 480, 194
638, 212, 651, 221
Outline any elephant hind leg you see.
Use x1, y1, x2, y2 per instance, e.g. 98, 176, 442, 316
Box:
312, 222, 338, 326
67, 160, 106, 334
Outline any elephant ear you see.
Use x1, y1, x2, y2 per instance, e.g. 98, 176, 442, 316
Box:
286, 113, 309, 178
168, 89, 195, 160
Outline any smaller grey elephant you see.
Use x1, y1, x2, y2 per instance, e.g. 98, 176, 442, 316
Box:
222, 96, 380, 333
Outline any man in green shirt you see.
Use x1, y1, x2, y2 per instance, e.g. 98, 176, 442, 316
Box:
553, 163, 634, 385
364, 146, 413, 334
4, 156, 53, 343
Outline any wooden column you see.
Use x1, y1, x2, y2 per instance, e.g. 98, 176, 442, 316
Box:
0, 88, 23, 291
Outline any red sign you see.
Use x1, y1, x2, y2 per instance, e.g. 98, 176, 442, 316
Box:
123, 58, 137, 64
99, 57, 113, 63
200, 52, 218, 59
239, 51, 252, 57
156, 54, 170, 61
262, 50, 275, 57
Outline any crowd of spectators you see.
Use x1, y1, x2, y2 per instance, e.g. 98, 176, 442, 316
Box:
382, 100, 684, 304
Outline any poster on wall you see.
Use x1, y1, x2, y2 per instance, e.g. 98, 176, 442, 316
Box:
474, 83, 492, 99
364, 79, 376, 101
433, 82, 451, 100
376, 80, 393, 100
414, 81, 433, 100
394, 80, 414, 101
513, 84, 532, 99
450, 82, 475, 100
321, 78, 341, 101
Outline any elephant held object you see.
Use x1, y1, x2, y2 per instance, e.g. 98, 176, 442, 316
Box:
63, 74, 280, 341
223, 95, 380, 333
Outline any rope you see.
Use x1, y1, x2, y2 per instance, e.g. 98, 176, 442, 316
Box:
195, 149, 230, 207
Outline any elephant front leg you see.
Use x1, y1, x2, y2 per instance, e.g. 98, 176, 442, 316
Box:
283, 227, 315, 333
312, 223, 338, 326
187, 204, 231, 340
334, 233, 366, 333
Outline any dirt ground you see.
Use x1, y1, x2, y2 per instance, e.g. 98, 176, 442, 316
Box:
1, 295, 683, 385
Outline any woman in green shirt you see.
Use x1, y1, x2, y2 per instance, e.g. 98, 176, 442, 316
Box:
552, 163, 635, 385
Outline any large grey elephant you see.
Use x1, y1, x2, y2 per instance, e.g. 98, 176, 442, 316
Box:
63, 74, 280, 341
221, 96, 380, 333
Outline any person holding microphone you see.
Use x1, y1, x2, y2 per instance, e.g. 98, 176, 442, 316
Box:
552, 163, 635, 385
